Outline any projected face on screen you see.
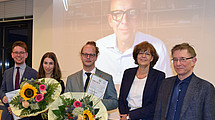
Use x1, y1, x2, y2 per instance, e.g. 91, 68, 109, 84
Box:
108, 0, 138, 45
52, 0, 214, 86
95, 0, 172, 84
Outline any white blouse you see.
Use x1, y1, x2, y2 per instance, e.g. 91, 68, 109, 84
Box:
127, 76, 147, 110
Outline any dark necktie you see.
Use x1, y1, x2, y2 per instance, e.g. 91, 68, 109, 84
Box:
167, 82, 182, 120
15, 67, 20, 90
84, 72, 91, 92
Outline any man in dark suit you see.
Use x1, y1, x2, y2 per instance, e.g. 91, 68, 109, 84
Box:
154, 43, 215, 120
65, 41, 118, 111
0, 41, 37, 120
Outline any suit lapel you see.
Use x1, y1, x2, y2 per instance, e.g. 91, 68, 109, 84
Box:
22, 66, 28, 82
95, 68, 105, 78
162, 77, 176, 118
124, 67, 138, 99
95, 68, 100, 76
143, 68, 155, 98
77, 70, 84, 92
8, 67, 15, 90
179, 75, 199, 118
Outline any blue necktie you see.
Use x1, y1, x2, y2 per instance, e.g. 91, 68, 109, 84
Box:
84, 72, 91, 92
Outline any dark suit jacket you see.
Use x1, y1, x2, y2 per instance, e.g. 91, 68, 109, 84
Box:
65, 68, 118, 111
118, 67, 165, 120
0, 65, 37, 120
154, 74, 215, 120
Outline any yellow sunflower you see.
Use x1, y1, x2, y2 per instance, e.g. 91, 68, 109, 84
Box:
20, 84, 38, 101
83, 110, 93, 120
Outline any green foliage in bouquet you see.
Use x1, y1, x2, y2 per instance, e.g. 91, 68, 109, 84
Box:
10, 78, 60, 117
52, 94, 101, 120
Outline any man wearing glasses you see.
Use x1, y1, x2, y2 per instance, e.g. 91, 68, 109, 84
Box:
154, 43, 215, 120
95, 0, 172, 87
0, 41, 37, 120
65, 41, 118, 111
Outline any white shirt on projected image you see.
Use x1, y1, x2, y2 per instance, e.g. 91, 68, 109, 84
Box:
95, 32, 172, 84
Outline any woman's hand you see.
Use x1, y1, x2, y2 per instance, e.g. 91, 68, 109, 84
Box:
8, 107, 12, 114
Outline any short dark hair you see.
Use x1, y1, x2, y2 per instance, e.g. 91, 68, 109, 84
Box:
171, 43, 196, 57
37, 52, 62, 80
133, 41, 159, 67
80, 41, 99, 56
12, 41, 27, 52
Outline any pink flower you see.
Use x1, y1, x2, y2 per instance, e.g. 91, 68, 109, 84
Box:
73, 101, 81, 108
35, 94, 44, 102
19, 96, 22, 102
39, 84, 46, 91
22, 101, 29, 108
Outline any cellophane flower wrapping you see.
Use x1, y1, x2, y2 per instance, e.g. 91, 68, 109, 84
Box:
9, 78, 62, 118
48, 92, 108, 120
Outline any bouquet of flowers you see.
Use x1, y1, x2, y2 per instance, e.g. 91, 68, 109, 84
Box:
9, 78, 62, 118
48, 92, 108, 120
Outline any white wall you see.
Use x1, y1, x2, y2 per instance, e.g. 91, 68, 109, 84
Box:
33, 0, 53, 72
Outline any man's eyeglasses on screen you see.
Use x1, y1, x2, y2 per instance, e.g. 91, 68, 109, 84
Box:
110, 9, 137, 22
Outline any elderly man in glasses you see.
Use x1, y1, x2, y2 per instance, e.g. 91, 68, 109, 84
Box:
154, 43, 215, 120
95, 0, 172, 87
65, 41, 118, 111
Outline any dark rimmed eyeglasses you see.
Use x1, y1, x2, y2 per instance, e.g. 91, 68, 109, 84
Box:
12, 51, 26, 55
171, 57, 194, 63
110, 9, 137, 22
138, 51, 151, 56
81, 53, 96, 58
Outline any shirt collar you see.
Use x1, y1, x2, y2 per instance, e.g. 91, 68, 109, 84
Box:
105, 32, 149, 48
82, 67, 96, 75
176, 73, 193, 84
15, 63, 26, 70
104, 33, 138, 55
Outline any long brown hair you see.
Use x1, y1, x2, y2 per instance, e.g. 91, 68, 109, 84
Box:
37, 52, 62, 80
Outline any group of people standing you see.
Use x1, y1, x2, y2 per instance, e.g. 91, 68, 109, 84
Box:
0, 41, 65, 120
118, 42, 215, 120
1, 39, 214, 120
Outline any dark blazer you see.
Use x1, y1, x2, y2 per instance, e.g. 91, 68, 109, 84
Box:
65, 68, 118, 111
0, 65, 37, 120
118, 67, 165, 120
154, 74, 215, 120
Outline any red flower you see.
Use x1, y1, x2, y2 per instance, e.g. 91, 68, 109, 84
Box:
35, 94, 44, 102
39, 84, 46, 91
73, 101, 81, 108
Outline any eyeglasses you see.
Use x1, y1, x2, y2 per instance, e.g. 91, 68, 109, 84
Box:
138, 51, 151, 56
110, 9, 137, 22
172, 57, 194, 63
81, 53, 96, 58
12, 51, 26, 55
